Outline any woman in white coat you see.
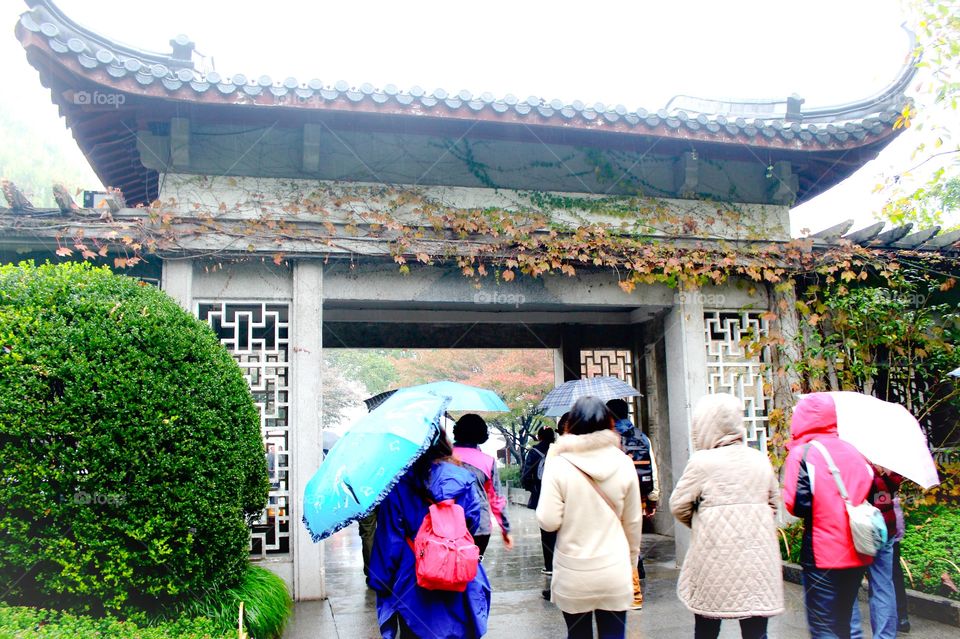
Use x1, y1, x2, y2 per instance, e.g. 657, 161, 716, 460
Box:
669, 393, 784, 639
536, 396, 643, 639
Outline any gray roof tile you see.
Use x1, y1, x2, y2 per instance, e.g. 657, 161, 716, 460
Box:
17, 0, 913, 155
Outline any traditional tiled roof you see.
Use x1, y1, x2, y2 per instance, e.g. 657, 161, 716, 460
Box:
18, 1, 910, 150
15, 0, 914, 207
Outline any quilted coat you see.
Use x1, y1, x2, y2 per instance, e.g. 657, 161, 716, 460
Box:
536, 429, 643, 614
670, 394, 784, 618
782, 392, 874, 569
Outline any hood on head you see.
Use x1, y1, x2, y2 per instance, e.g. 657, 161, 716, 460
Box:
789, 393, 838, 445
551, 429, 622, 481
691, 393, 746, 451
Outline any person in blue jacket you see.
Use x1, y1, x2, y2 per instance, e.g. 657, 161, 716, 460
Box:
368, 427, 492, 639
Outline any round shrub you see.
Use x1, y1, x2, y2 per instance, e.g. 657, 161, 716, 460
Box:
0, 262, 269, 613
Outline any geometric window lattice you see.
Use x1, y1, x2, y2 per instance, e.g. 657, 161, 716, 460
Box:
581, 349, 638, 423
197, 302, 291, 558
704, 311, 772, 451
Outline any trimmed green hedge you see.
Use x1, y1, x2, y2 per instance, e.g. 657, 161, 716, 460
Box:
0, 605, 232, 639
0, 262, 270, 613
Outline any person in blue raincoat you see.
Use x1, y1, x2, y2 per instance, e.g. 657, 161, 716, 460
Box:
369, 428, 492, 639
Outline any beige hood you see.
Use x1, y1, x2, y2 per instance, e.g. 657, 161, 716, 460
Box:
550, 429, 623, 482
691, 393, 746, 451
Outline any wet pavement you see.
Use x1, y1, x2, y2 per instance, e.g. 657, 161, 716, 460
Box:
284, 498, 954, 638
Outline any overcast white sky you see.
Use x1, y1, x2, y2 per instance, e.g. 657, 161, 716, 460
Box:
1, 0, 947, 235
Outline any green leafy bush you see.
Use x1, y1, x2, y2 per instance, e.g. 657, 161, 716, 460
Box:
0, 604, 232, 638
777, 521, 803, 563
499, 464, 521, 487
901, 504, 960, 601
159, 565, 291, 639
0, 262, 270, 613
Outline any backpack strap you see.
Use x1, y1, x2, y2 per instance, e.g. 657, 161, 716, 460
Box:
809, 440, 852, 505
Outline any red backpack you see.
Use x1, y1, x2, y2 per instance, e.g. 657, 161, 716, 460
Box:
406, 499, 480, 592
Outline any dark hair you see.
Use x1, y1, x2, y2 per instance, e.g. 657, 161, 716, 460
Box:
537, 427, 556, 444
606, 398, 629, 420
557, 412, 571, 434
566, 397, 615, 435
412, 427, 457, 488
453, 413, 489, 445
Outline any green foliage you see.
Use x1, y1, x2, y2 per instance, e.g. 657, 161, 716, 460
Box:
792, 264, 960, 449
901, 504, 960, 601
0, 262, 269, 614
325, 349, 401, 396
488, 405, 550, 466
157, 565, 291, 639
777, 521, 803, 563
878, 0, 960, 229
0, 604, 231, 638
498, 465, 521, 487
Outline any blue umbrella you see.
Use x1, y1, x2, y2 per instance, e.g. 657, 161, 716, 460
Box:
381, 380, 511, 412
302, 390, 450, 542
538, 376, 641, 417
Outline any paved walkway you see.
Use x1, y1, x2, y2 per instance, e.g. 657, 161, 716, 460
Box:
284, 503, 952, 638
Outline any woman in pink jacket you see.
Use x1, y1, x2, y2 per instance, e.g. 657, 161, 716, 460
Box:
782, 393, 875, 639
453, 414, 513, 556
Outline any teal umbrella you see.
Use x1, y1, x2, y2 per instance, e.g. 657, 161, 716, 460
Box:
369, 381, 510, 413
302, 390, 450, 541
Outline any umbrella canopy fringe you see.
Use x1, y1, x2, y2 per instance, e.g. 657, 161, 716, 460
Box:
303, 418, 441, 543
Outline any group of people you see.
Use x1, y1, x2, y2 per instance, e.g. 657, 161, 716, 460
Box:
364, 392, 912, 639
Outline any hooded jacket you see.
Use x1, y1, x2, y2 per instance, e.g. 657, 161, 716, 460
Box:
782, 393, 874, 569
369, 461, 491, 639
536, 429, 642, 614
669, 393, 784, 618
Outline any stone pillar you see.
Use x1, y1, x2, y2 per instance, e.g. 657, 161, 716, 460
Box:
160, 258, 193, 311
553, 348, 566, 388
663, 284, 708, 564
290, 261, 325, 600
643, 318, 673, 535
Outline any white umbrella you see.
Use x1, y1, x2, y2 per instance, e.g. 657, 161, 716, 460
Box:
830, 391, 940, 489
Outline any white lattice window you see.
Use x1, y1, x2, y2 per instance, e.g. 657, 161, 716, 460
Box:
704, 311, 771, 451
198, 302, 291, 558
581, 349, 638, 422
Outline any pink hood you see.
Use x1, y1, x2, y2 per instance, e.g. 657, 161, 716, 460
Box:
788, 393, 838, 447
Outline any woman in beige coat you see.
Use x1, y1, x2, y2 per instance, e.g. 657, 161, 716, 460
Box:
669, 393, 784, 639
536, 397, 643, 639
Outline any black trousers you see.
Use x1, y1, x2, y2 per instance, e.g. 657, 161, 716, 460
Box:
694, 614, 768, 639
562, 609, 626, 639
474, 534, 490, 557
540, 527, 557, 571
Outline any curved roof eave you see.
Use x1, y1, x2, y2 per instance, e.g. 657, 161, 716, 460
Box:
17, 0, 910, 153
